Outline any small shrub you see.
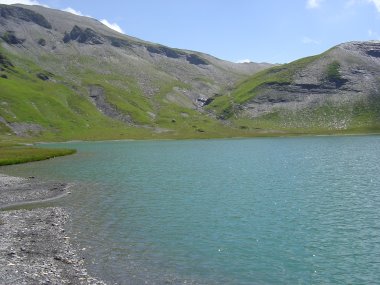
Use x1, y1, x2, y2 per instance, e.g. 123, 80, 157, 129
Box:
326, 61, 341, 81
38, 38, 46, 46
1, 31, 25, 45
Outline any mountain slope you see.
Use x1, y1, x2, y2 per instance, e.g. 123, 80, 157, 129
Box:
0, 4, 271, 141
1, 4, 379, 140
208, 41, 380, 134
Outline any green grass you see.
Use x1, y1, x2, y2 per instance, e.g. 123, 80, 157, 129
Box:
207, 55, 320, 118
0, 146, 76, 166
325, 60, 348, 87
326, 61, 341, 81
0, 47, 156, 140
79, 71, 155, 125
205, 48, 380, 135
1, 45, 239, 141
228, 99, 380, 135
143, 80, 250, 138
1, 42, 380, 143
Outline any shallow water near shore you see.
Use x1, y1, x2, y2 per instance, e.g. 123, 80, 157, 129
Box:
2, 136, 380, 284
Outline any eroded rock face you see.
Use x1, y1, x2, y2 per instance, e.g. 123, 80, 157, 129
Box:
0, 117, 43, 137
0, 4, 272, 135
0, 5, 51, 29
8, 122, 44, 137
186, 54, 208, 65
231, 41, 380, 131
63, 25, 104, 45
147, 45, 209, 65
36, 71, 53, 81
0, 31, 24, 45
108, 36, 130, 48
339, 41, 380, 58
147, 45, 181, 59
88, 85, 133, 124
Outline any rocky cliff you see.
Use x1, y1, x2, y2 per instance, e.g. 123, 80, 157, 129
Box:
209, 41, 380, 133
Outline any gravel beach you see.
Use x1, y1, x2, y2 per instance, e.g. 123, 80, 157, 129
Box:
0, 174, 107, 285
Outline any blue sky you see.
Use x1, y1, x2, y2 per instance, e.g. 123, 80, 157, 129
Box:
1, 0, 380, 63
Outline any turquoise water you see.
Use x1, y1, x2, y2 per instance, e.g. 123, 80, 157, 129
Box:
2, 136, 380, 284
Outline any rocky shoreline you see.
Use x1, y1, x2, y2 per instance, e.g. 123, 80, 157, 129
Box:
0, 174, 107, 284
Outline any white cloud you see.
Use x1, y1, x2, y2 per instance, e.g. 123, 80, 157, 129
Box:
236, 59, 252, 63
63, 7, 92, 18
368, 0, 380, 12
0, 1, 125, 35
302, 36, 320, 44
63, 7, 125, 35
63, 7, 85, 16
100, 19, 123, 34
0, 0, 41, 5
63, 9, 124, 34
307, 0, 323, 9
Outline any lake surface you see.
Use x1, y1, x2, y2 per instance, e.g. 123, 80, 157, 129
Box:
2, 136, 380, 284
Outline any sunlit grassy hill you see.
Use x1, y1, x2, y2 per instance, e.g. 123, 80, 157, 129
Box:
0, 4, 270, 142
208, 41, 380, 134
1, 4, 379, 143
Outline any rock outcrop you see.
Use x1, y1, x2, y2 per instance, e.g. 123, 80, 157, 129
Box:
0, 3, 271, 138
0, 5, 51, 29
63, 25, 104, 45
208, 41, 380, 132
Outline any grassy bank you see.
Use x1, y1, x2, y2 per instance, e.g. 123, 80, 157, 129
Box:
0, 144, 76, 166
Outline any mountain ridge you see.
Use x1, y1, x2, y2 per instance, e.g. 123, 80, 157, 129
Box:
1, 4, 379, 141
208, 40, 380, 133
0, 3, 272, 140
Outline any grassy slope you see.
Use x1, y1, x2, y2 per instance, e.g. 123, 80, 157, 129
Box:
207, 50, 380, 134
0, 146, 76, 165
207, 55, 320, 119
1, 42, 379, 149
0, 45, 248, 142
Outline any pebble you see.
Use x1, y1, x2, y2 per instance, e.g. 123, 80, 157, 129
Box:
0, 174, 107, 285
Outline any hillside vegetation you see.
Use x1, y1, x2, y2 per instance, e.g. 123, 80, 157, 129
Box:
0, 4, 271, 142
1, 4, 380, 143
0, 145, 76, 165
208, 42, 380, 134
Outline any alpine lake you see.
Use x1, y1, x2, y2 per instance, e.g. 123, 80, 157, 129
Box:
2, 136, 380, 284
